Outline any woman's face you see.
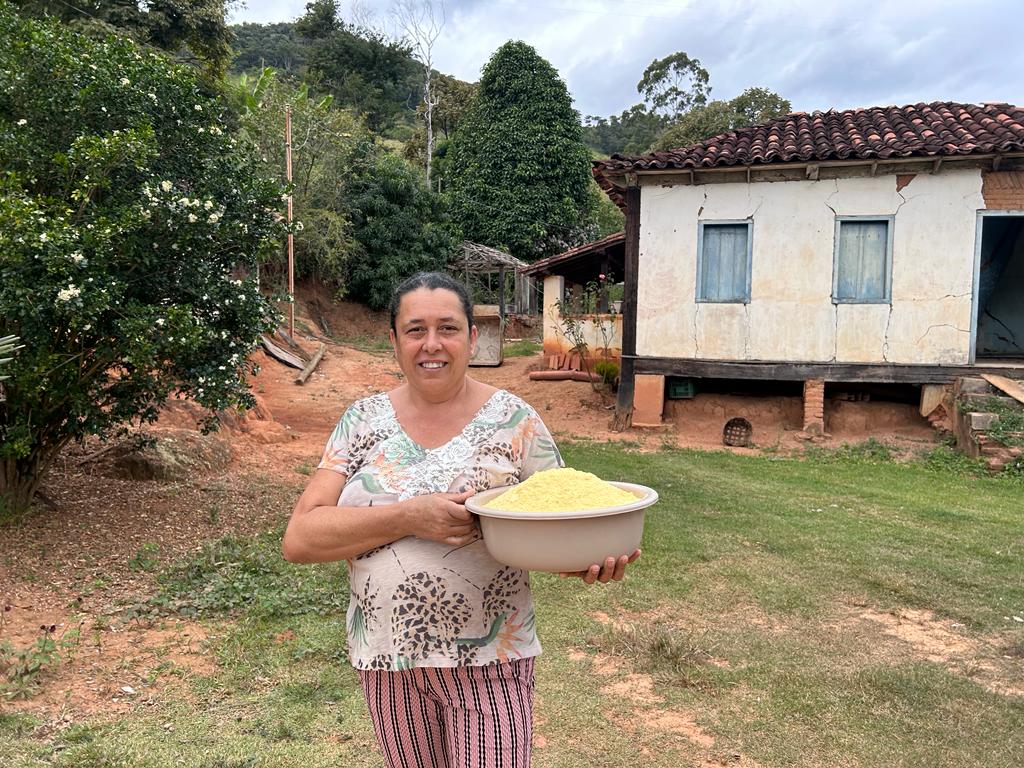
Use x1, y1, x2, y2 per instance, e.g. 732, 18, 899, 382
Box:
390, 287, 477, 400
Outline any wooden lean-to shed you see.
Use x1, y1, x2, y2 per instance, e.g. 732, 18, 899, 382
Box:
451, 242, 533, 366
519, 231, 626, 365
592, 102, 1024, 428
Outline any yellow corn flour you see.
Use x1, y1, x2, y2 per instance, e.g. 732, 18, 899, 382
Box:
481, 467, 637, 512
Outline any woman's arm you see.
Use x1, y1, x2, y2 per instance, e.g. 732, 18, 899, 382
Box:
282, 469, 479, 563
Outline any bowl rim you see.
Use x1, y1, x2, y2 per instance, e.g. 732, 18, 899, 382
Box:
465, 480, 658, 520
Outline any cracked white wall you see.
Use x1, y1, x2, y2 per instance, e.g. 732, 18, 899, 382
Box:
635, 168, 983, 364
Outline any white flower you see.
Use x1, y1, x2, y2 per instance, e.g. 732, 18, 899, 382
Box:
194, 104, 202, 112
208, 213, 219, 223
101, 106, 107, 113
57, 284, 81, 302
120, 77, 130, 86
188, 213, 197, 223
155, 318, 165, 326
16, 118, 27, 126
209, 126, 222, 135
148, 92, 158, 102
204, 200, 213, 210
69, 252, 85, 264
280, 193, 289, 202
160, 180, 172, 192
197, 127, 205, 134
39, 233, 49, 243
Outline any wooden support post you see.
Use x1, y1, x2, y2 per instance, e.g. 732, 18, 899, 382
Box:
614, 185, 641, 430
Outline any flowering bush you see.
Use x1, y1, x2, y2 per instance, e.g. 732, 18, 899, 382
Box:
0, 5, 286, 518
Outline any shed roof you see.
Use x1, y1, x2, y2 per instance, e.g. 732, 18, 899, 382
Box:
453, 242, 526, 273
594, 102, 1024, 182
519, 231, 625, 284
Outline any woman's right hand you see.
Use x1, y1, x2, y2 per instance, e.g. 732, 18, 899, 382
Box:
405, 490, 479, 547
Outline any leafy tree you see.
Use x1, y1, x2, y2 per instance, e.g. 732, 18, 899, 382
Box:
652, 87, 792, 151
637, 51, 711, 117
583, 104, 668, 156
12, 0, 236, 76
345, 151, 457, 310
586, 179, 624, 238
446, 41, 593, 262
0, 6, 286, 518
297, 1, 419, 133
229, 22, 307, 76
293, 0, 339, 39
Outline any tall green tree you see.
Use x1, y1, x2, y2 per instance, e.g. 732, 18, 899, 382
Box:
446, 41, 592, 262
652, 87, 792, 151
637, 51, 711, 117
12, 0, 236, 76
0, 6, 285, 518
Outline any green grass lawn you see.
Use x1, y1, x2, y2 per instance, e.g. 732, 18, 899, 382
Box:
3, 445, 1022, 767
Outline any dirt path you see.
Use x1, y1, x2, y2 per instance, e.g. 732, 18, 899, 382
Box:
0, 304, 939, 720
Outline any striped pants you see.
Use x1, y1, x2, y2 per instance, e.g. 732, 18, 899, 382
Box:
358, 657, 535, 768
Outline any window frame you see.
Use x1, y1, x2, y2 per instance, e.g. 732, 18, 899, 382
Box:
832, 215, 895, 304
695, 219, 753, 304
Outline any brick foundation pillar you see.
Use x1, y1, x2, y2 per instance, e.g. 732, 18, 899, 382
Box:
803, 379, 825, 435
632, 374, 665, 427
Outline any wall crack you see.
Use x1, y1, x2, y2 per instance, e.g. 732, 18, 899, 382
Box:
916, 324, 970, 344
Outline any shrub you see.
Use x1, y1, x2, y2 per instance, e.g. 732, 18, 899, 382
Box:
0, 6, 286, 519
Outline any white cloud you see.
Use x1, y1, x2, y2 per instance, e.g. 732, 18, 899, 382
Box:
231, 0, 1024, 117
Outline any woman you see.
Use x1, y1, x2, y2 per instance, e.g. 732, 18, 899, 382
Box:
283, 271, 639, 768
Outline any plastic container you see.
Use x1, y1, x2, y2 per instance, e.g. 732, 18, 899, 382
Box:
465, 482, 658, 573
470, 304, 503, 366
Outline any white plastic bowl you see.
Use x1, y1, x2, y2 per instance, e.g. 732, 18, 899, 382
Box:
465, 481, 659, 573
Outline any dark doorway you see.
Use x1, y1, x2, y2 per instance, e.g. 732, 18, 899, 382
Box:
977, 215, 1024, 358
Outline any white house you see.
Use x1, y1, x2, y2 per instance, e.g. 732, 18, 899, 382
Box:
592, 102, 1024, 429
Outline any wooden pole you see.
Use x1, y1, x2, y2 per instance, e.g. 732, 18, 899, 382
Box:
285, 104, 295, 338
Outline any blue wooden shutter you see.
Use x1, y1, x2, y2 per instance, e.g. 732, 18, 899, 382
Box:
700, 224, 749, 301
836, 221, 888, 300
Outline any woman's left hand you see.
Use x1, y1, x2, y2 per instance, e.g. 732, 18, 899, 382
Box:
559, 549, 641, 584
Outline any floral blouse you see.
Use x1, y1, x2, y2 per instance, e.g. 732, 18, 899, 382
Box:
317, 389, 563, 671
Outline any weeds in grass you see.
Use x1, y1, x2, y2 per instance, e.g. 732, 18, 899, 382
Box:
0, 624, 80, 700
503, 339, 542, 357
800, 437, 900, 464
586, 622, 718, 687
341, 334, 392, 354
918, 445, 987, 476
128, 542, 161, 573
128, 531, 349, 620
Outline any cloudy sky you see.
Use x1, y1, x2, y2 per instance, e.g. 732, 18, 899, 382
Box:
230, 0, 1023, 118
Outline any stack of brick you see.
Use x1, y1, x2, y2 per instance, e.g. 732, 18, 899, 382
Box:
953, 376, 1024, 472
802, 379, 826, 435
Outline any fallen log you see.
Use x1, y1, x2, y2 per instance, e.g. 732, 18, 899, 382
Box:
261, 335, 305, 369
528, 370, 602, 383
295, 343, 326, 385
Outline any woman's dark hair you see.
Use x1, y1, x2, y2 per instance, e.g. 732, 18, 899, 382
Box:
389, 272, 474, 335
